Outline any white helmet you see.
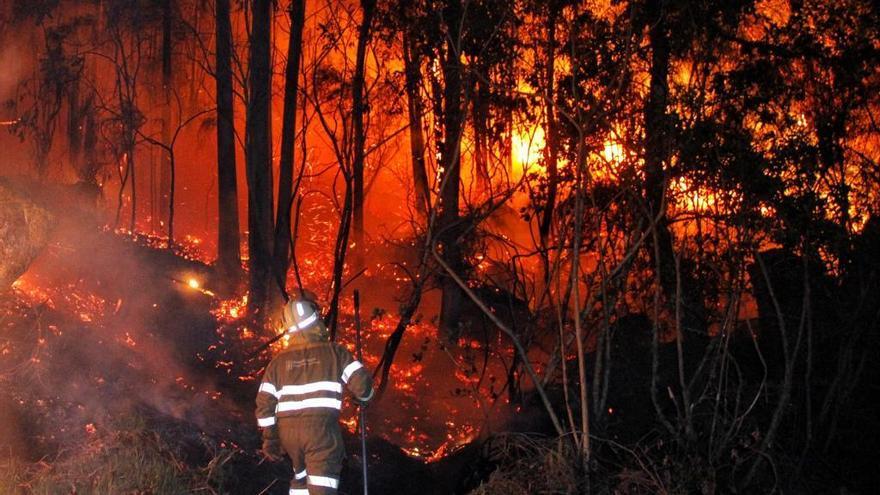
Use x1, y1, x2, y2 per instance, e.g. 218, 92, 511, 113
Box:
281, 296, 327, 341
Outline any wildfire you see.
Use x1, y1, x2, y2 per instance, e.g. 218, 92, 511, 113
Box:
509, 125, 631, 186
112, 227, 211, 263
122, 332, 137, 347
512, 124, 546, 173
340, 414, 359, 433
12, 276, 108, 323
8, 231, 509, 469
399, 422, 477, 463
174, 276, 215, 297
212, 294, 248, 322
601, 138, 624, 165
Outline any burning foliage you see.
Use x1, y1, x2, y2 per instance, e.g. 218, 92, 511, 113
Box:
1, 0, 879, 492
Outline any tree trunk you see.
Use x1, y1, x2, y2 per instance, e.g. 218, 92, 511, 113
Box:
168, 150, 176, 247
438, 0, 466, 341
215, 0, 241, 288
67, 76, 82, 173
82, 95, 98, 186
273, 0, 306, 284
327, 176, 354, 340
160, 0, 173, 233
643, 0, 671, 285
643, 1, 705, 335
351, 0, 376, 266
471, 75, 490, 188
403, 29, 430, 216
245, 0, 276, 321
126, 122, 137, 232
538, 9, 558, 245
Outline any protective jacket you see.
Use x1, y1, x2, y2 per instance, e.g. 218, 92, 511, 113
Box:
256, 297, 373, 495
255, 340, 373, 425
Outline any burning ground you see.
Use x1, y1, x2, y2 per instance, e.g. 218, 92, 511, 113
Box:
2, 174, 879, 494
0, 179, 525, 494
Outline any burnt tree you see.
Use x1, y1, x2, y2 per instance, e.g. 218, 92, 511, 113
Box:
403, 25, 431, 216
437, 0, 466, 341
351, 0, 376, 265
245, 0, 275, 320
273, 0, 307, 283
215, 0, 241, 286
159, 0, 175, 229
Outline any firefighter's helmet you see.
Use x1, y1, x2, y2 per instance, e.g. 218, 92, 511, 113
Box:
281, 294, 327, 342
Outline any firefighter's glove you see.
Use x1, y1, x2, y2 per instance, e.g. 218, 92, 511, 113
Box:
261, 437, 284, 462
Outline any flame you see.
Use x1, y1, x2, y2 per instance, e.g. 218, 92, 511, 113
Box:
177, 275, 215, 296
340, 415, 358, 433
672, 176, 718, 211
512, 124, 546, 173
756, 0, 791, 26
112, 228, 210, 263
601, 139, 624, 165
212, 294, 248, 323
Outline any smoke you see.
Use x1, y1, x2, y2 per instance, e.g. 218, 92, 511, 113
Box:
0, 20, 33, 116
0, 20, 39, 176
0, 178, 239, 463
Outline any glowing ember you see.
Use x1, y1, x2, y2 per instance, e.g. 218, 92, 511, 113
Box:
213, 294, 248, 323
340, 415, 358, 433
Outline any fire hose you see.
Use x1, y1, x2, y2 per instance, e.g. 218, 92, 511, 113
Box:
353, 289, 369, 495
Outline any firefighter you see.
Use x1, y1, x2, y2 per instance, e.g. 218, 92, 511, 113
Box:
256, 294, 374, 495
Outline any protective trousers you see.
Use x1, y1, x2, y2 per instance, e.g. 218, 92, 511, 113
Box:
278, 416, 344, 495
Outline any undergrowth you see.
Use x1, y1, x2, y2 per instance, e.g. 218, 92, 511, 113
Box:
0, 414, 233, 495
469, 433, 582, 495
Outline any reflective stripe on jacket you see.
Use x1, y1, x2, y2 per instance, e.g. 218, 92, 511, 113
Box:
256, 341, 373, 431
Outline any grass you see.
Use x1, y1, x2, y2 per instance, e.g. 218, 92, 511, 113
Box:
469, 433, 581, 495
0, 414, 229, 495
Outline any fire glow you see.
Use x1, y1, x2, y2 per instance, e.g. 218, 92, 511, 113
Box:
206, 289, 498, 460
1, 0, 876, 491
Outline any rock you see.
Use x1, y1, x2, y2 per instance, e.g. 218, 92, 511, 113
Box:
0, 181, 54, 289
